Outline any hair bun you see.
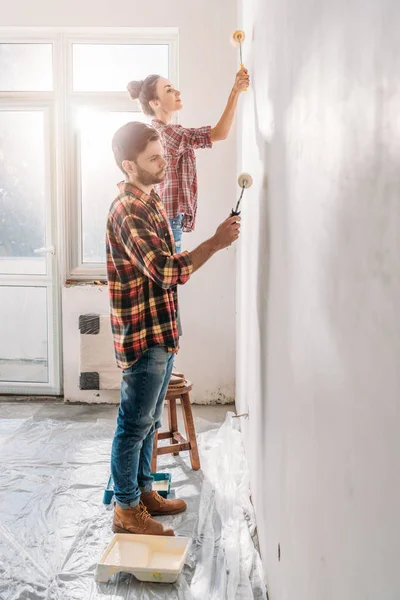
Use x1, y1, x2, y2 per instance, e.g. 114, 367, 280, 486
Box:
127, 80, 143, 100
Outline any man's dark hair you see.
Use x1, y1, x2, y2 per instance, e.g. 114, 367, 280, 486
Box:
112, 121, 160, 174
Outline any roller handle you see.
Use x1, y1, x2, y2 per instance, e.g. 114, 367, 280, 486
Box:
240, 64, 248, 92
231, 209, 241, 217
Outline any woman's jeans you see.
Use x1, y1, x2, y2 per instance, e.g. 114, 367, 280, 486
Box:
169, 214, 184, 335
169, 214, 184, 253
111, 346, 174, 508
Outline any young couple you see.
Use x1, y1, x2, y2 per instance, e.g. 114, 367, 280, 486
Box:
106, 68, 249, 536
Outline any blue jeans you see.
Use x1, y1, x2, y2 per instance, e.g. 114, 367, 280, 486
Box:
169, 214, 184, 253
169, 214, 184, 336
111, 346, 174, 508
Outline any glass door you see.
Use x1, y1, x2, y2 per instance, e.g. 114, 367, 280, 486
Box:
0, 105, 60, 394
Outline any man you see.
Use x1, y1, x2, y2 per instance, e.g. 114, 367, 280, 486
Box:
107, 121, 240, 536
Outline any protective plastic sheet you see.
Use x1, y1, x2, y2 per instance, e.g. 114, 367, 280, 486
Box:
0, 404, 266, 600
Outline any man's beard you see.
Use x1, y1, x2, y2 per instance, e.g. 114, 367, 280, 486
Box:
135, 164, 165, 186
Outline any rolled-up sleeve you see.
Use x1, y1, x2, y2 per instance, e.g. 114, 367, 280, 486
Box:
181, 125, 212, 150
120, 216, 193, 289
162, 124, 212, 154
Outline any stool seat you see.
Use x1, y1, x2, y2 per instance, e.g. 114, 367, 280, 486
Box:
171, 369, 185, 379
166, 379, 193, 397
151, 377, 200, 471
169, 373, 186, 388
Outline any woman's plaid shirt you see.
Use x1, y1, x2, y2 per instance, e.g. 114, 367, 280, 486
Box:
106, 182, 193, 369
151, 120, 212, 232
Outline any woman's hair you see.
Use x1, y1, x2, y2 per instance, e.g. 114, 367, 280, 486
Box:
127, 74, 161, 117
112, 121, 160, 174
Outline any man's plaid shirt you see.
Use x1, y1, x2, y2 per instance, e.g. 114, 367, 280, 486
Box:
106, 182, 194, 369
151, 120, 212, 232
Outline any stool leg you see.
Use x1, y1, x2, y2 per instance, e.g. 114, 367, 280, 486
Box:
168, 398, 180, 456
181, 392, 200, 470
151, 429, 158, 473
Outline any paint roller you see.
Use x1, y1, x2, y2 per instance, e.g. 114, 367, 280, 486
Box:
231, 30, 248, 91
231, 173, 253, 217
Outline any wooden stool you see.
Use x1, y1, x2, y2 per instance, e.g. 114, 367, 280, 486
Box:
151, 378, 201, 471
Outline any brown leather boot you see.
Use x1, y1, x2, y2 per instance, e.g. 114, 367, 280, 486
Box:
112, 501, 174, 536
141, 491, 187, 516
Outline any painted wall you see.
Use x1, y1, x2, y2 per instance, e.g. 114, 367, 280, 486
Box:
2, 2, 238, 403
236, 0, 400, 598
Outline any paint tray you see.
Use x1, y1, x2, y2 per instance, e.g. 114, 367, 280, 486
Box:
103, 473, 171, 504
95, 533, 191, 584
152, 472, 172, 497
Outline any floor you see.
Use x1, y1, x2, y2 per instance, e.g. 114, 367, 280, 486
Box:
0, 401, 266, 600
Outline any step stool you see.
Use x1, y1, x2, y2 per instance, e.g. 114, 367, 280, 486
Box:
151, 377, 200, 472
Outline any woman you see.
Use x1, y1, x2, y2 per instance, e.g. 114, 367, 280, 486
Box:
127, 69, 249, 252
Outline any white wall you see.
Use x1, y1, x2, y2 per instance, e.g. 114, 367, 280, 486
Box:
237, 0, 400, 598
2, 2, 238, 403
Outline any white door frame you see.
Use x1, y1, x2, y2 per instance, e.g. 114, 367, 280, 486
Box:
0, 100, 62, 395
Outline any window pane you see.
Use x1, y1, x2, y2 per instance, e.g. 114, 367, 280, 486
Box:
78, 109, 147, 263
0, 111, 46, 275
0, 44, 53, 91
72, 44, 169, 92
0, 286, 48, 383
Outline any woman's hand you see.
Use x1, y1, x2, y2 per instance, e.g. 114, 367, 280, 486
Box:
232, 68, 250, 93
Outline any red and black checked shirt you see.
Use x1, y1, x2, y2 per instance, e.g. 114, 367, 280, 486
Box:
151, 120, 212, 232
106, 182, 193, 369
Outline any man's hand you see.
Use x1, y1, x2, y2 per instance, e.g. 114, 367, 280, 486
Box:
212, 215, 241, 250
188, 216, 241, 273
232, 68, 250, 94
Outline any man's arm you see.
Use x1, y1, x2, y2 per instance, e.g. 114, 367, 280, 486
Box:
188, 215, 241, 272
119, 214, 240, 288
210, 69, 250, 142
120, 215, 193, 289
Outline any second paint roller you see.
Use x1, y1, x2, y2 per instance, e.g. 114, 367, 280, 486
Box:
231, 173, 253, 217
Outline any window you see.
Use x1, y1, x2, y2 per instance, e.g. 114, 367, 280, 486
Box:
68, 34, 176, 278
72, 43, 169, 92
0, 30, 178, 280
0, 43, 53, 91
0, 110, 47, 274
69, 39, 174, 274
78, 110, 147, 264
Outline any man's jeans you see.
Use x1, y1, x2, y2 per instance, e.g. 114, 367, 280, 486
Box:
111, 346, 174, 509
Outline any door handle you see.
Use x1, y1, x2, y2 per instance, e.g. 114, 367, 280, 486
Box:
34, 245, 55, 255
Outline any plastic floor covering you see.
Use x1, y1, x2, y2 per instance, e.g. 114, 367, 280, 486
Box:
0, 402, 266, 600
